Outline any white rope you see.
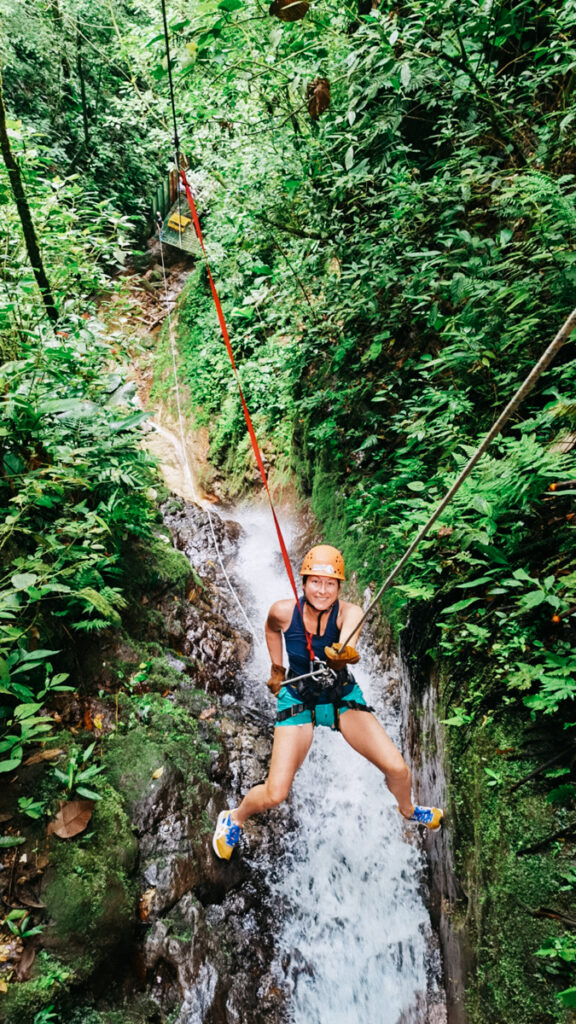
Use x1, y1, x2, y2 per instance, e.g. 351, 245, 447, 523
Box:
204, 503, 265, 646
156, 233, 261, 642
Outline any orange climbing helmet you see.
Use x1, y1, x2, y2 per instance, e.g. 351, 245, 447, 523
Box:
301, 545, 345, 581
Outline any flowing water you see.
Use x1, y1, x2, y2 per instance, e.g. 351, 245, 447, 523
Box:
230, 505, 446, 1024
146, 415, 446, 1022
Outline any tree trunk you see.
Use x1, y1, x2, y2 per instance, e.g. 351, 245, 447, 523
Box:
49, 0, 72, 83
76, 28, 90, 151
0, 72, 59, 324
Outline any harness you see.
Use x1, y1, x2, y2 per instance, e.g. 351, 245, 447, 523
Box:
276, 597, 373, 730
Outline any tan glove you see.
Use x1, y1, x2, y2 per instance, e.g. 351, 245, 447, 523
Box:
324, 643, 360, 670
267, 663, 286, 697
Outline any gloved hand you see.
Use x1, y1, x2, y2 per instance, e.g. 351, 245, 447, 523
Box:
267, 663, 286, 697
324, 643, 360, 670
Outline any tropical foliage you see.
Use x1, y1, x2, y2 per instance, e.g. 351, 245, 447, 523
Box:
146, 1, 576, 1020
1, 0, 576, 1020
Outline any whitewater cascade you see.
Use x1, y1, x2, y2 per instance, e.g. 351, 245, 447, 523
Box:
230, 505, 446, 1024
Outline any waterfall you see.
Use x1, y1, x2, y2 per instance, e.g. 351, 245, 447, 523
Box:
230, 504, 447, 1024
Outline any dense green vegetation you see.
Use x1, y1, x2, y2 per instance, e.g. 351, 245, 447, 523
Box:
0, 4, 219, 1018
1, 0, 576, 1021
148, 1, 576, 1020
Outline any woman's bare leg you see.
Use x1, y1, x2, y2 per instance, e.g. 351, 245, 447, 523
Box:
338, 710, 414, 817
232, 723, 314, 827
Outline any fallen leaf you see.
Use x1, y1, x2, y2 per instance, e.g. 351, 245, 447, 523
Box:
0, 981, 7, 993
15, 946, 35, 981
23, 748, 65, 766
18, 893, 46, 909
46, 800, 94, 839
0, 813, 13, 824
199, 706, 217, 721
139, 887, 156, 921
151, 767, 164, 780
93, 713, 104, 731
0, 936, 22, 964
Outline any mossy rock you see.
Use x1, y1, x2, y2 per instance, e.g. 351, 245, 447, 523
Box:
1, 790, 137, 1024
449, 716, 575, 1024
124, 535, 196, 596
42, 785, 137, 964
0, 951, 76, 1024
104, 696, 213, 810
103, 724, 168, 812
58, 995, 165, 1024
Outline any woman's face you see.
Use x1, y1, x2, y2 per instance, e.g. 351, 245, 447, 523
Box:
303, 575, 340, 610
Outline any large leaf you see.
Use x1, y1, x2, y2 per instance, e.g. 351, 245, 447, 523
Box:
47, 800, 94, 839
559, 988, 576, 1008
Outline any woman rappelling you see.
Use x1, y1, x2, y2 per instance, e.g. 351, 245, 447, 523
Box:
213, 544, 443, 860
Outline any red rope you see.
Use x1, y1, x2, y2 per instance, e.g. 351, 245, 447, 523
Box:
178, 169, 315, 661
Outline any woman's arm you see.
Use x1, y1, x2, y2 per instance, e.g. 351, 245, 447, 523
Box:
337, 601, 364, 649
265, 599, 293, 665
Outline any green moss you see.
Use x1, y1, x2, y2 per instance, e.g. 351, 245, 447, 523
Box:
109, 651, 196, 695
103, 694, 214, 810
0, 952, 76, 1024
103, 723, 167, 809
125, 535, 197, 595
64, 997, 163, 1024
2, 789, 137, 1024
445, 715, 574, 1024
43, 785, 137, 956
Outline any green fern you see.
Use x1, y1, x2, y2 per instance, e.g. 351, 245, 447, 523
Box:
71, 618, 113, 633
77, 587, 122, 626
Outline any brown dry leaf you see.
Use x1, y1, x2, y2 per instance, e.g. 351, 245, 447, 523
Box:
139, 887, 156, 921
0, 813, 13, 824
199, 706, 217, 721
0, 936, 22, 964
307, 78, 331, 119
15, 946, 36, 981
18, 892, 46, 909
151, 766, 164, 780
23, 748, 65, 766
269, 0, 309, 20
46, 800, 94, 840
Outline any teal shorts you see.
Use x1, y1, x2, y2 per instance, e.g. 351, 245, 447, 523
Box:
275, 682, 368, 730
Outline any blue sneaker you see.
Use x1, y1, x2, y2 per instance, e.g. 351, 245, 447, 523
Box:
403, 805, 444, 831
212, 809, 242, 859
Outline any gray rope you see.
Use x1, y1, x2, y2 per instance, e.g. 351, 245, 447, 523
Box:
340, 306, 576, 649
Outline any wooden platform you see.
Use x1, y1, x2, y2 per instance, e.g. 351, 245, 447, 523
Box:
158, 198, 201, 255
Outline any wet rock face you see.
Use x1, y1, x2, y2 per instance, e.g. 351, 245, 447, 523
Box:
137, 715, 290, 1024
399, 615, 471, 1024
161, 499, 252, 695
131, 499, 290, 1023
162, 500, 241, 582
